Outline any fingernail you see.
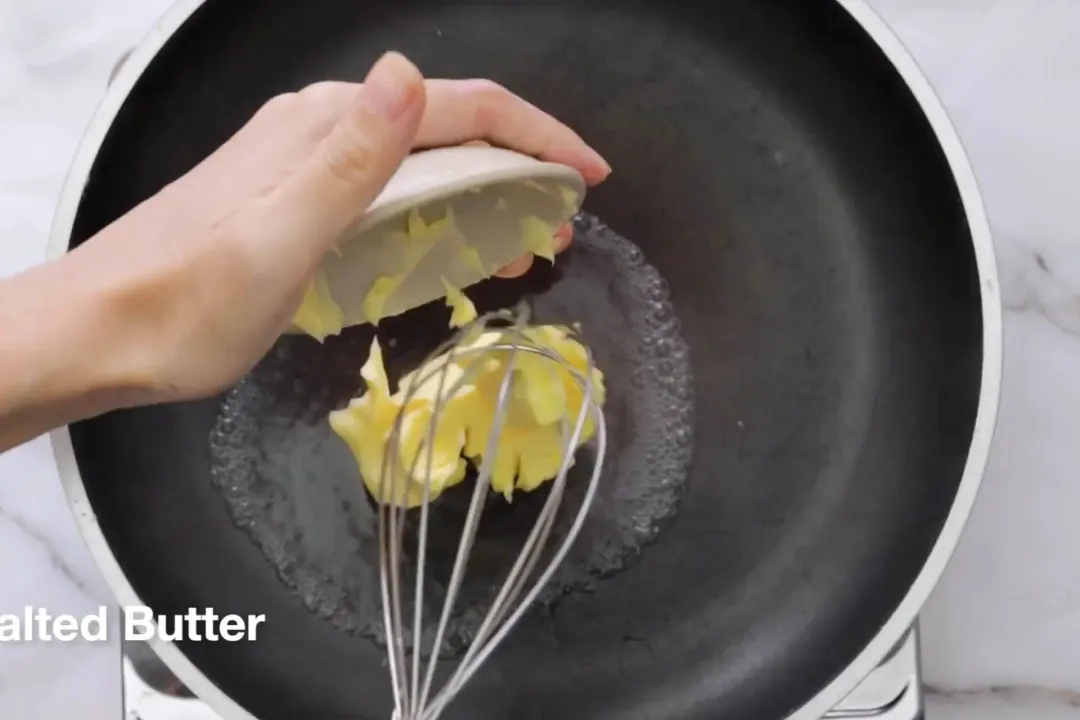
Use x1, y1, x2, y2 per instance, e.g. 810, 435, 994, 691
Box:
359, 52, 423, 121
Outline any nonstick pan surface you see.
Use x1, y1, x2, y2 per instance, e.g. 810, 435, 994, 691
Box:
52, 0, 999, 718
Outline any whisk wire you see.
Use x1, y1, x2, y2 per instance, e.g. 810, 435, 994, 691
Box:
410, 330, 466, 714
381, 312, 513, 716
416, 328, 522, 715
378, 307, 607, 720
429, 351, 606, 718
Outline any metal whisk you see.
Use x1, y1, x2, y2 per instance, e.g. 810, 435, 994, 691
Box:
378, 305, 607, 720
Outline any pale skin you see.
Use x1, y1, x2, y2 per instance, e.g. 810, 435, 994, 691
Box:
0, 52, 610, 452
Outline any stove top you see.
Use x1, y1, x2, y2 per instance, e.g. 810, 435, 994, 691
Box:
823, 628, 923, 719
124, 626, 923, 719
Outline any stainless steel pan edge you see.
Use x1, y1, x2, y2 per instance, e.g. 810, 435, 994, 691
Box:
44, 1, 1002, 718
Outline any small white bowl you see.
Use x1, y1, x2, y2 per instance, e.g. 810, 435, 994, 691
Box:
299, 145, 586, 331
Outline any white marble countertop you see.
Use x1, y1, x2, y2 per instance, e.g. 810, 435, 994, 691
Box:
2, 0, 1079, 718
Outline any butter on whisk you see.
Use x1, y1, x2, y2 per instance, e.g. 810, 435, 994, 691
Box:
333, 304, 606, 720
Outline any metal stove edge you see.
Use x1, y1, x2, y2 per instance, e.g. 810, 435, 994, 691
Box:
124, 626, 923, 719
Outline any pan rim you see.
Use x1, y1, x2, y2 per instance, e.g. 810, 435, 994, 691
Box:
45, 1, 1002, 718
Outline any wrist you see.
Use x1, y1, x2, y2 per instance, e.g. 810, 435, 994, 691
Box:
0, 251, 155, 450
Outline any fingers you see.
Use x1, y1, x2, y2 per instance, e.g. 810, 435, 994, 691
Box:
418, 80, 611, 186
261, 54, 426, 266
492, 222, 575, 278
493, 254, 535, 279
288, 79, 611, 186
283, 75, 593, 278
553, 222, 574, 252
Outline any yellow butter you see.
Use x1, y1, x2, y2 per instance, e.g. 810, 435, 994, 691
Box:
440, 278, 478, 328
331, 325, 605, 507
523, 179, 550, 194
361, 275, 404, 326
521, 216, 556, 262
292, 269, 344, 342
329, 338, 476, 508
459, 245, 486, 275
558, 184, 579, 210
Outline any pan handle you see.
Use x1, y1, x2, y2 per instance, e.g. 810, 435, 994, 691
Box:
107, 48, 134, 88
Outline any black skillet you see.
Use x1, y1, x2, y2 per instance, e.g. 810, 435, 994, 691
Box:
53, 0, 996, 718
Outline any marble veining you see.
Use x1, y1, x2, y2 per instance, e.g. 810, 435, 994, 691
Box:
871, 0, 1080, 705
0, 2, 174, 716
1, 0, 1080, 718
927, 687, 1080, 720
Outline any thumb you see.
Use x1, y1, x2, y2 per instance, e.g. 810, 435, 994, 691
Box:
265, 52, 426, 263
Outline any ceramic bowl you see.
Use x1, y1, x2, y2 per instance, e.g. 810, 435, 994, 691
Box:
297, 144, 586, 330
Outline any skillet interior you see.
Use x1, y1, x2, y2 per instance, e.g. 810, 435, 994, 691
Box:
67, 0, 984, 717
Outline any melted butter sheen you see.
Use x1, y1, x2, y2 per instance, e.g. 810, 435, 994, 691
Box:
208, 214, 694, 657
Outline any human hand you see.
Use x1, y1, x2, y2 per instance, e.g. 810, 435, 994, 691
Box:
67, 52, 611, 404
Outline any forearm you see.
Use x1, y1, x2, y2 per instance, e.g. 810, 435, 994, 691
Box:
0, 251, 149, 452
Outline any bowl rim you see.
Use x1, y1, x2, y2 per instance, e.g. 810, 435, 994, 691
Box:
354, 160, 583, 235
353, 145, 585, 236
318, 150, 586, 327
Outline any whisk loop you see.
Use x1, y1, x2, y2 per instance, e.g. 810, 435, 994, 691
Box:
378, 306, 606, 720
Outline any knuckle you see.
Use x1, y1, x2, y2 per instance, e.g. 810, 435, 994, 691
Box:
467, 79, 511, 133
297, 80, 343, 104
255, 92, 297, 118
300, 80, 339, 95
297, 82, 357, 139
320, 127, 378, 187
469, 78, 508, 99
